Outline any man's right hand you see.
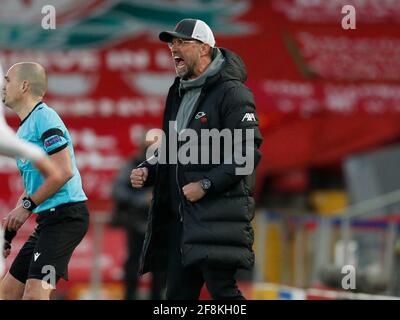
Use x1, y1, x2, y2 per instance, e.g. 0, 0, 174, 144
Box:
130, 167, 148, 188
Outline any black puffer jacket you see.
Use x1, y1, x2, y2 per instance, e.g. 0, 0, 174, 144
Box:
139, 48, 263, 275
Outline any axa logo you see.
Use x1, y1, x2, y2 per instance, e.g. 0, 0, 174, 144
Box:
242, 112, 256, 122
34, 252, 41, 262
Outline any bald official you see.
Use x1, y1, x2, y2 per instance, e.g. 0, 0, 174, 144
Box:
0, 62, 89, 300
0, 62, 61, 279
2, 62, 47, 116
0, 62, 53, 164
14, 62, 47, 96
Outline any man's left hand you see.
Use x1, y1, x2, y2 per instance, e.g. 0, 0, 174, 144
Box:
3, 205, 31, 231
182, 182, 206, 202
3, 241, 11, 259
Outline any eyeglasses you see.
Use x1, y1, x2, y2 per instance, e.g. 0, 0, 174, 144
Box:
167, 38, 199, 49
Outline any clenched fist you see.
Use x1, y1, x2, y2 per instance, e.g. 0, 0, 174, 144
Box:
182, 181, 206, 202
130, 167, 148, 188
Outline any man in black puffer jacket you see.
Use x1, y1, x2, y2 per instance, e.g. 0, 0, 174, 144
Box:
131, 19, 262, 300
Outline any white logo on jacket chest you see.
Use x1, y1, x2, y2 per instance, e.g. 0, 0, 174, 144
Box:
195, 111, 207, 119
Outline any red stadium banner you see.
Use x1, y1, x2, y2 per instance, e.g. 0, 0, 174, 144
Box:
1, 0, 400, 201
1, 0, 400, 289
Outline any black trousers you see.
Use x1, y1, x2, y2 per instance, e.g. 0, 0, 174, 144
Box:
166, 221, 244, 300
124, 229, 165, 300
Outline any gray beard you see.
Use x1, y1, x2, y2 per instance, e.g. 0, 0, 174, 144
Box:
177, 62, 195, 80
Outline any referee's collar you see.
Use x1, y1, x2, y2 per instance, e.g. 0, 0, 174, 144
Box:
20, 101, 43, 126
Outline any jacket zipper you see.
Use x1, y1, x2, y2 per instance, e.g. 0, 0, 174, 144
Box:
176, 159, 184, 222
173, 88, 204, 223
176, 158, 188, 264
175, 90, 205, 223
139, 163, 159, 274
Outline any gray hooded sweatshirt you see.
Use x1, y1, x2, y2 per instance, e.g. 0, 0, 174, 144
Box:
175, 48, 225, 133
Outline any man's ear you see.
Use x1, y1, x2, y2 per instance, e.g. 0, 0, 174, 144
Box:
21, 80, 29, 93
198, 43, 208, 56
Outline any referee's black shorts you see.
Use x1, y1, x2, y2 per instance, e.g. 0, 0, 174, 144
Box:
9, 201, 89, 284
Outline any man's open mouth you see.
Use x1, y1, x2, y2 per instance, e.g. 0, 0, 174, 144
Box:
174, 56, 186, 68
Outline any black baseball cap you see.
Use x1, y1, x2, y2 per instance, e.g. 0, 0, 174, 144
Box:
159, 19, 216, 47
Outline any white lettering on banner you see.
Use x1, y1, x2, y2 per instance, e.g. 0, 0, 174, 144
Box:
98, 99, 114, 117
106, 50, 150, 70
46, 98, 164, 117
296, 33, 400, 81
273, 0, 400, 23
70, 129, 117, 151
264, 80, 314, 97
1, 49, 173, 72
123, 72, 175, 96
324, 84, 400, 113
0, 51, 100, 71
76, 152, 122, 170
325, 94, 355, 113
263, 80, 400, 114
47, 73, 99, 97
51, 100, 96, 116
